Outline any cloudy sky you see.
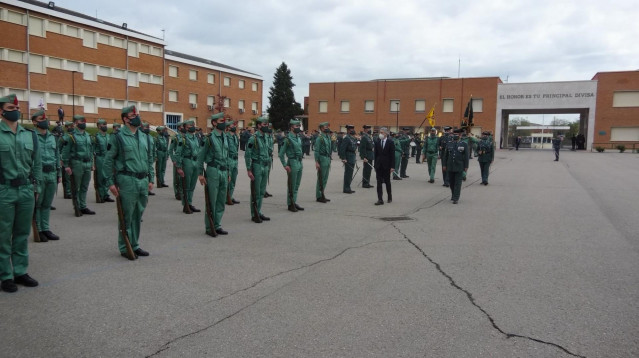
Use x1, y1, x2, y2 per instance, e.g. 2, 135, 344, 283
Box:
57, 0, 637, 110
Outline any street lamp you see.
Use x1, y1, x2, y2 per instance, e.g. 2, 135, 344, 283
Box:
71, 71, 77, 118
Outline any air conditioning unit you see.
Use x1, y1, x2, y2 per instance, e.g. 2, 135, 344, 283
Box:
190, 103, 197, 109
239, 108, 245, 114
207, 105, 214, 111
252, 110, 257, 115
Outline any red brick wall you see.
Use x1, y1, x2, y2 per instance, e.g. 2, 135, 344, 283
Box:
592, 71, 639, 143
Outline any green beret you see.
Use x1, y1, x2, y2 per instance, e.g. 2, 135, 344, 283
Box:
289, 119, 301, 126
142, 122, 150, 128
31, 110, 46, 120
97, 119, 107, 125
318, 122, 329, 128
121, 105, 137, 115
64, 121, 74, 127
73, 115, 85, 122
157, 126, 165, 132
225, 120, 234, 126
0, 94, 18, 105
113, 123, 121, 128
209, 112, 225, 121
183, 119, 195, 126
256, 116, 269, 124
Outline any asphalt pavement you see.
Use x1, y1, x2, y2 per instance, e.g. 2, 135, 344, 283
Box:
1, 148, 637, 358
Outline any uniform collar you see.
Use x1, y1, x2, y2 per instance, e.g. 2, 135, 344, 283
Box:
0, 120, 24, 133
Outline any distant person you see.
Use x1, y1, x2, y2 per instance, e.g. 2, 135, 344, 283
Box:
515, 136, 521, 150
57, 106, 64, 121
442, 129, 469, 204
552, 135, 563, 161
571, 135, 576, 151
374, 127, 395, 205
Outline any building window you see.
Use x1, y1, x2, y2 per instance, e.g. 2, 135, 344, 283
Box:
98, 34, 110, 45
252, 82, 258, 91
610, 127, 639, 141
442, 98, 454, 113
83, 64, 97, 81
151, 47, 162, 56
189, 93, 198, 105
224, 98, 231, 108
29, 54, 45, 74
47, 57, 62, 69
207, 96, 215, 109
139, 44, 150, 55
238, 100, 245, 110
224, 77, 231, 87
112, 68, 125, 79
112, 37, 125, 48
139, 73, 151, 83
189, 70, 197, 81
98, 66, 111, 77
319, 101, 328, 113
364, 100, 374, 113
613, 91, 639, 107
252, 102, 258, 114
82, 30, 96, 48
151, 75, 163, 85
66, 60, 80, 72
84, 97, 97, 113
46, 21, 62, 34
7, 10, 26, 26
127, 41, 138, 57
28, 17, 45, 37
415, 100, 426, 112
113, 99, 125, 108
6, 50, 25, 64
239, 80, 245, 89
472, 98, 483, 112
169, 65, 178, 78
66, 25, 79, 38
48, 93, 63, 104
340, 101, 350, 113
207, 73, 215, 84
168, 91, 178, 102
127, 72, 139, 87
390, 100, 400, 112
98, 98, 111, 108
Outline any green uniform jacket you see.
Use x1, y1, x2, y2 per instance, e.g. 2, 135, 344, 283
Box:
477, 138, 495, 163
359, 133, 374, 161
93, 132, 109, 160
197, 131, 229, 172
314, 133, 332, 161
245, 131, 270, 168
155, 135, 168, 156
174, 133, 200, 169
169, 133, 182, 163
0, 121, 42, 189
422, 134, 439, 155
61, 130, 93, 168
226, 132, 239, 161
338, 135, 357, 161
279, 132, 303, 166
38, 130, 60, 177
442, 140, 469, 172
104, 125, 154, 187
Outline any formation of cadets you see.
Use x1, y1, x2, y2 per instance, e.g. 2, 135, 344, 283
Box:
0, 92, 494, 293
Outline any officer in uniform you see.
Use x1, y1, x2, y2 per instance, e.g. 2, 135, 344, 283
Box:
263, 124, 274, 198
314, 122, 332, 202
279, 119, 304, 212
197, 113, 230, 235
59, 121, 74, 199
154, 126, 170, 188
0, 94, 41, 292
175, 120, 201, 213
359, 124, 374, 188
169, 121, 184, 200
62, 115, 95, 215
31, 110, 60, 241
552, 134, 563, 161
399, 127, 411, 178
93, 118, 114, 202
392, 132, 403, 180
105, 105, 154, 259
442, 129, 469, 204
460, 131, 471, 181
140, 122, 156, 196
245, 117, 271, 223
477, 131, 494, 185
225, 120, 240, 204
421, 127, 439, 183
438, 126, 453, 187
338, 125, 357, 193
112, 122, 121, 134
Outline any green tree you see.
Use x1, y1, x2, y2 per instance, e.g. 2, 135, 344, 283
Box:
267, 62, 303, 130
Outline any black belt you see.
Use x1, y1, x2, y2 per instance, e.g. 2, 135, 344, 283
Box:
0, 177, 31, 187
42, 164, 56, 173
118, 171, 148, 179
207, 162, 227, 171
72, 157, 91, 162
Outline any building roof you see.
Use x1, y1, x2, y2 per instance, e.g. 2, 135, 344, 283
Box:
13, 0, 164, 43
165, 49, 261, 78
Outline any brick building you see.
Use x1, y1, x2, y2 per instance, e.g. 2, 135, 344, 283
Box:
592, 71, 639, 146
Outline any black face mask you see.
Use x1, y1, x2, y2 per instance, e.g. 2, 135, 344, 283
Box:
36, 120, 50, 129
323, 128, 330, 133
230, 127, 237, 132
452, 135, 460, 141
349, 130, 355, 135
2, 110, 21, 122
77, 123, 87, 130
99, 126, 107, 132
260, 126, 269, 133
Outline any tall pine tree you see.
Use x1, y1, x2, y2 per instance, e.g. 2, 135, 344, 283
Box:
267, 62, 303, 130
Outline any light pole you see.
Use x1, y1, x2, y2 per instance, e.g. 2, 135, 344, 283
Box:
72, 71, 77, 118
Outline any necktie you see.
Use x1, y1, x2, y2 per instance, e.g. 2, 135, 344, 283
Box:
382, 140, 385, 149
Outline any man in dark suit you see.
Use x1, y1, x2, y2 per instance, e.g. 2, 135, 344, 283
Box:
374, 127, 396, 205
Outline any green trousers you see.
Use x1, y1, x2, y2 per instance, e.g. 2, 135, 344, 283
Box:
426, 154, 438, 181
228, 158, 238, 200
204, 167, 227, 232
63, 170, 71, 196
36, 171, 57, 231
115, 174, 148, 254
71, 160, 92, 209
400, 155, 408, 177
173, 163, 182, 197
343, 158, 355, 192
362, 158, 372, 186
316, 157, 331, 199
156, 151, 167, 186
250, 163, 268, 218
448, 170, 463, 201
286, 159, 303, 205
181, 158, 198, 206
0, 184, 34, 280
394, 152, 402, 173
95, 155, 109, 200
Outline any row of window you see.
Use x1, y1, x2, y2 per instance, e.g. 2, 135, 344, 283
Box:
167, 65, 259, 91
318, 98, 485, 114
0, 8, 163, 56
0, 87, 163, 114
167, 91, 259, 113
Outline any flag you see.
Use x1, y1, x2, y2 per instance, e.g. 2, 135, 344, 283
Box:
463, 98, 474, 126
426, 106, 435, 127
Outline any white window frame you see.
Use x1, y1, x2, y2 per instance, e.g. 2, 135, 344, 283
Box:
168, 91, 178, 102
390, 100, 400, 113
364, 100, 374, 113
252, 82, 258, 91
415, 100, 426, 112
169, 65, 178, 78
189, 70, 198, 81
207, 73, 215, 84
340, 100, 350, 113
319, 101, 328, 113
224, 77, 231, 87
442, 98, 454, 113
238, 80, 245, 89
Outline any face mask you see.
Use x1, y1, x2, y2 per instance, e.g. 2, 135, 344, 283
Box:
349, 130, 355, 135
142, 128, 150, 134
77, 123, 86, 130
216, 122, 226, 130
367, 130, 372, 134
293, 127, 301, 134
2, 110, 21, 122
378, 134, 385, 140
129, 115, 141, 127
36, 120, 50, 129
323, 128, 330, 133
67, 128, 74, 133
452, 135, 460, 141
260, 126, 269, 133
100, 126, 107, 132
230, 127, 237, 132
187, 126, 196, 133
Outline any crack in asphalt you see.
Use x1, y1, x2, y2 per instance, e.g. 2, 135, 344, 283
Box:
391, 223, 586, 358
145, 238, 401, 358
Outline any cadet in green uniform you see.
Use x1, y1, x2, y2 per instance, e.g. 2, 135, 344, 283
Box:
438, 126, 453, 187
31, 110, 60, 241
0, 94, 41, 292
442, 129, 469, 204
421, 128, 439, 183
477, 131, 494, 185
460, 132, 471, 181
197, 113, 230, 235
399, 127, 411, 178
105, 105, 154, 258
169, 122, 184, 200
245, 117, 271, 223
62, 115, 95, 215
263, 124, 274, 198
338, 124, 357, 193
314, 122, 332, 202
93, 119, 114, 202
154, 126, 169, 188
175, 120, 201, 213
359, 124, 374, 188
225, 120, 240, 204
59, 121, 74, 199
279, 119, 304, 212
392, 132, 403, 180
141, 122, 156, 196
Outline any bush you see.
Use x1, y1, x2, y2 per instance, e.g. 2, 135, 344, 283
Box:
595, 146, 605, 152
616, 145, 626, 153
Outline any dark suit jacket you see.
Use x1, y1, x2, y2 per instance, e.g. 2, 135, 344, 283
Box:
374, 137, 395, 172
